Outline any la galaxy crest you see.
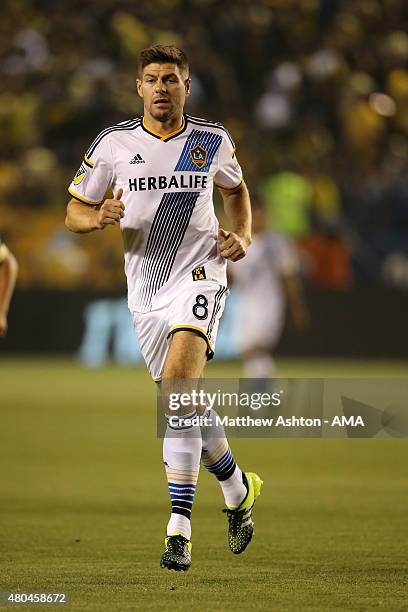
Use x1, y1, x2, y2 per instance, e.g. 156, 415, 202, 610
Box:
192, 266, 206, 281
189, 144, 207, 169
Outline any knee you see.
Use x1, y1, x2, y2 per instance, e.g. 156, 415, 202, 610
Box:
162, 366, 188, 380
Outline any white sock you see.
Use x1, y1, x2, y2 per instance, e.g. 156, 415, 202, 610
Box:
163, 411, 201, 540
166, 513, 192, 540
201, 408, 247, 508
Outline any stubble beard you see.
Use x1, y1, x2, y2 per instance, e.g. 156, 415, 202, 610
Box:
150, 102, 180, 125
153, 110, 171, 122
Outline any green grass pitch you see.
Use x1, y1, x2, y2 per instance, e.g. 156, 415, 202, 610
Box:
0, 358, 407, 611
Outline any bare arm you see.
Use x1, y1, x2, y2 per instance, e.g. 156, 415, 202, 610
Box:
65, 199, 102, 233
218, 180, 252, 261
0, 251, 18, 337
65, 188, 125, 234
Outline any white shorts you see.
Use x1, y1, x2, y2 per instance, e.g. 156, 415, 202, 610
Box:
132, 281, 229, 380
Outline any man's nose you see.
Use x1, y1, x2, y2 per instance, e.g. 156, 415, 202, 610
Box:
155, 79, 167, 93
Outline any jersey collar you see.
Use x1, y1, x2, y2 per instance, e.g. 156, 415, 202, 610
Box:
141, 114, 187, 142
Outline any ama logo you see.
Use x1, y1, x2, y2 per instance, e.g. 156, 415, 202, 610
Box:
189, 144, 207, 169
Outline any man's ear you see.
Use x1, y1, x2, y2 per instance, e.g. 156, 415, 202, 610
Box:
136, 79, 143, 98
185, 78, 191, 96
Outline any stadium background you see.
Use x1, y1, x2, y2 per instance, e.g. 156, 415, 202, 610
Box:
1, 1, 407, 611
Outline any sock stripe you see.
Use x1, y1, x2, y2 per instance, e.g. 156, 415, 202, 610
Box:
207, 456, 235, 477
166, 463, 198, 519
170, 494, 195, 501
212, 440, 229, 459
205, 448, 233, 471
166, 471, 199, 480
202, 440, 228, 465
206, 455, 233, 476
202, 447, 237, 482
164, 425, 201, 537
200, 409, 247, 507
165, 469, 199, 475
166, 471, 199, 478
171, 506, 191, 518
165, 466, 199, 474
206, 455, 235, 474
216, 461, 237, 481
169, 485, 196, 497
167, 423, 196, 431
170, 494, 195, 500
171, 500, 195, 507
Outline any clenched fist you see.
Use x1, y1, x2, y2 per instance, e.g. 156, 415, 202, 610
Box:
218, 228, 251, 262
96, 188, 125, 229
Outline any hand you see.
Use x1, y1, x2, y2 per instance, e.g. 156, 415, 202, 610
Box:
96, 188, 125, 229
218, 228, 251, 262
0, 312, 8, 337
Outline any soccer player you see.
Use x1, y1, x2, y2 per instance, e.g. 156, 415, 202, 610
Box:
231, 204, 308, 378
0, 237, 18, 337
65, 45, 262, 571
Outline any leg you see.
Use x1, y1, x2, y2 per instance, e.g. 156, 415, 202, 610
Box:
200, 406, 263, 554
160, 332, 207, 570
164, 332, 247, 506
162, 330, 207, 380
200, 411, 247, 508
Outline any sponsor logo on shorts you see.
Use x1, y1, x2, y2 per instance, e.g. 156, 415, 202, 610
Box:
192, 266, 206, 281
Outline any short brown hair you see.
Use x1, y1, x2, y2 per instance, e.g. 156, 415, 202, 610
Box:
138, 45, 189, 77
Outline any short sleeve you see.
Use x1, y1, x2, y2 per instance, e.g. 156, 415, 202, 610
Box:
68, 133, 113, 205
214, 132, 243, 190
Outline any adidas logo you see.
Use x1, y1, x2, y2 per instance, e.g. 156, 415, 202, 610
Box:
129, 154, 145, 164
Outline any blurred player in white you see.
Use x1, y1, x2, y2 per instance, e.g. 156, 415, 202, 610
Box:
65, 45, 263, 571
0, 236, 18, 337
231, 203, 308, 378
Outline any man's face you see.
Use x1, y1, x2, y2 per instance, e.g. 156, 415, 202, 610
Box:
136, 63, 190, 122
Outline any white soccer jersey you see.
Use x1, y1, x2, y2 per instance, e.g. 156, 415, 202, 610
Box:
68, 114, 242, 312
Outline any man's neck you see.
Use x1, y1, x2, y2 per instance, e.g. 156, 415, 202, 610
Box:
143, 113, 184, 137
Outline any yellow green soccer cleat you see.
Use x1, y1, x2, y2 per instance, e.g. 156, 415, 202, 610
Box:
223, 472, 263, 554
160, 534, 192, 571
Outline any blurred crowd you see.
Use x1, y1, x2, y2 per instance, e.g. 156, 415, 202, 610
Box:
1, 0, 408, 290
